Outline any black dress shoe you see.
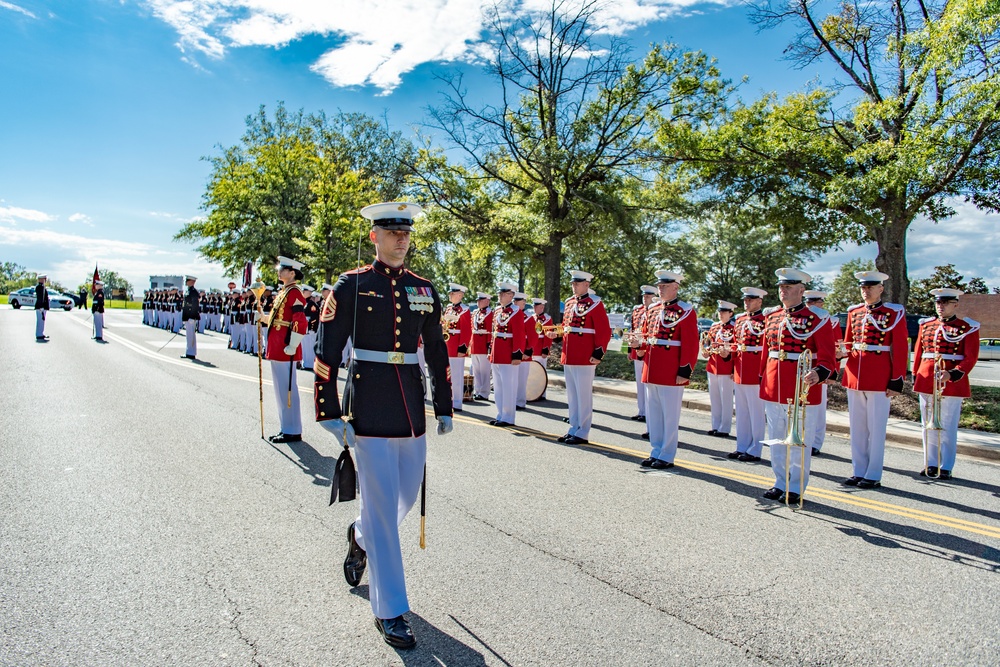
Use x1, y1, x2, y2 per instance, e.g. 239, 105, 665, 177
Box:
707, 429, 718, 436
344, 522, 367, 587
649, 459, 673, 470
738, 453, 761, 462
714, 432, 731, 439
488, 419, 499, 426
782, 492, 802, 505
374, 615, 416, 650
269, 433, 302, 443
763, 487, 782, 500
557, 434, 570, 443
811, 447, 821, 456
727, 451, 741, 459
857, 478, 881, 489
184, 354, 196, 359
640, 458, 654, 468
637, 416, 646, 423
631, 414, 643, 421
453, 408, 463, 413
94, 337, 104, 342
919, 466, 938, 477
473, 394, 488, 401
640, 432, 649, 440
495, 421, 513, 427
515, 406, 525, 411
842, 476, 861, 486
562, 417, 571, 423
939, 469, 952, 480
564, 435, 589, 445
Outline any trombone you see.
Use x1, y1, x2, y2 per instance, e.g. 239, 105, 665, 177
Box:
783, 349, 812, 509
923, 355, 946, 478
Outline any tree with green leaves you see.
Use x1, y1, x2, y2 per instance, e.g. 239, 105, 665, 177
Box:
686, 0, 1000, 307
0, 261, 33, 293
909, 263, 970, 315
825, 258, 875, 315
413, 0, 730, 317
80, 270, 133, 300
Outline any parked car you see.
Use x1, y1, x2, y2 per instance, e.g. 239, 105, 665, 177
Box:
697, 317, 713, 334
6, 287, 75, 311
60, 291, 85, 307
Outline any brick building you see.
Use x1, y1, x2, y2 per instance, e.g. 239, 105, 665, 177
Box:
958, 294, 1000, 339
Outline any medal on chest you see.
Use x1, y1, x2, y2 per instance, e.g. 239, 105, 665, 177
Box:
405, 286, 434, 313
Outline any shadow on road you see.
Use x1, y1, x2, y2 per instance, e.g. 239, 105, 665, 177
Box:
262, 438, 335, 487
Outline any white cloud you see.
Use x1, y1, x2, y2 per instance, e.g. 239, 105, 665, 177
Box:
68, 212, 94, 226
0, 205, 56, 224
0, 1, 37, 19
143, 0, 730, 93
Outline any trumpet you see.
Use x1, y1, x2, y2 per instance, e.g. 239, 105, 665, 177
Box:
623, 330, 646, 347
783, 349, 812, 509
542, 324, 565, 337
923, 355, 947, 478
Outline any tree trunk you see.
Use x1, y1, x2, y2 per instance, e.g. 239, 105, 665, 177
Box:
871, 218, 910, 307
543, 235, 563, 320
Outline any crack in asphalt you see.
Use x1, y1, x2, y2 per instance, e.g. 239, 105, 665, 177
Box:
439, 492, 780, 666
204, 570, 262, 667
257, 476, 338, 531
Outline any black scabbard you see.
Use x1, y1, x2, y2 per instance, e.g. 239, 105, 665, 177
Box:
329, 444, 357, 504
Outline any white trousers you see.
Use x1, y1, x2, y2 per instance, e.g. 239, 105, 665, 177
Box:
199, 313, 207, 334
734, 383, 766, 456
846, 389, 890, 481
805, 384, 829, 451
172, 312, 181, 334
707, 372, 734, 434
185, 319, 197, 356
564, 364, 596, 439
918, 393, 963, 472
353, 434, 426, 620
646, 384, 684, 462
35, 309, 45, 337
93, 312, 104, 339
492, 364, 518, 424
634, 360, 647, 417
301, 331, 316, 369
765, 401, 811, 494
449, 358, 465, 410
471, 354, 492, 398
223, 314, 231, 334
516, 358, 531, 407
270, 360, 302, 435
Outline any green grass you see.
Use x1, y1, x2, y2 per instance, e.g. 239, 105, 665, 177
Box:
0, 295, 7, 305
105, 300, 142, 309
960, 386, 1000, 432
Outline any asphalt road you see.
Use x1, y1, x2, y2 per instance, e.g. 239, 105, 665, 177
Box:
2, 307, 999, 667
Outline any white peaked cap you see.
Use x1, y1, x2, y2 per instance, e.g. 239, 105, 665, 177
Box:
497, 282, 517, 292
640, 285, 658, 295
804, 290, 828, 300
854, 270, 890, 284
775, 267, 812, 284
276, 256, 305, 270
568, 270, 593, 282
322, 283, 335, 291
741, 287, 768, 298
532, 298, 547, 305
931, 287, 963, 300
717, 300, 738, 311
513, 292, 527, 300
654, 270, 683, 284
476, 292, 491, 300
301, 285, 314, 292
449, 283, 468, 293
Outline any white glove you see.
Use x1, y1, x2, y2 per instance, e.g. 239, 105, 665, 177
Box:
436, 416, 453, 435
284, 331, 305, 356
320, 418, 356, 447
254, 311, 263, 323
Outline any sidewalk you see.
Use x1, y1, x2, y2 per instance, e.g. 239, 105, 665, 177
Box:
545, 369, 1000, 463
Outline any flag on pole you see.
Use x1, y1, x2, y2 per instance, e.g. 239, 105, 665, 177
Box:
242, 261, 253, 288
92, 265, 100, 294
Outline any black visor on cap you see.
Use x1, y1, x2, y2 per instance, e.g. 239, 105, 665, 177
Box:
571, 278, 588, 283
657, 278, 676, 284
777, 279, 802, 285
805, 297, 823, 301
373, 218, 414, 231
935, 296, 958, 302
718, 307, 734, 311
858, 280, 882, 286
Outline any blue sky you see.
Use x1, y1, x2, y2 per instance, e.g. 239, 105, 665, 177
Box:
1, 0, 997, 294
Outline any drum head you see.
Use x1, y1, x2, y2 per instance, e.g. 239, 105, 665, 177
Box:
525, 360, 548, 402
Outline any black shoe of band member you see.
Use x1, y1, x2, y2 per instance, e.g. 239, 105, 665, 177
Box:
640, 432, 649, 440
811, 447, 821, 456
564, 435, 589, 445
842, 476, 862, 486
515, 406, 525, 411
714, 432, 730, 438
738, 453, 761, 462
557, 434, 570, 443
939, 469, 952, 480
919, 466, 938, 477
856, 478, 881, 489
344, 522, 367, 587
707, 429, 718, 436
782, 492, 801, 505
640, 458, 654, 468
269, 433, 302, 443
562, 417, 571, 423
649, 459, 673, 470
727, 451, 741, 459
631, 414, 642, 421
763, 487, 783, 500
374, 615, 416, 650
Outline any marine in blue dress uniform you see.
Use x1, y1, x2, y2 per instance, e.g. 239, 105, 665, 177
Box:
313, 202, 453, 650
92, 281, 106, 341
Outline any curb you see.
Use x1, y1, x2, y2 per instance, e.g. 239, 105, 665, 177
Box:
547, 376, 1000, 463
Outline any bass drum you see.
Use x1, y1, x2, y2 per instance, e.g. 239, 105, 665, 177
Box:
525, 360, 548, 402
463, 374, 475, 401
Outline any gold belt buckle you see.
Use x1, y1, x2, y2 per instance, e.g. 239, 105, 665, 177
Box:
387, 351, 405, 364
855, 342, 867, 352
778, 350, 788, 361
738, 344, 747, 352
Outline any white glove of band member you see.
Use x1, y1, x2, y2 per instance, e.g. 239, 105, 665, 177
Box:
320, 418, 356, 447
436, 416, 453, 435
284, 331, 305, 356
254, 311, 263, 323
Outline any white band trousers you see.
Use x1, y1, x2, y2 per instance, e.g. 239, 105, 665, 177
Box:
645, 384, 683, 463
765, 400, 812, 494
564, 364, 596, 439
270, 360, 302, 435
918, 392, 963, 472
707, 372, 734, 434
734, 383, 765, 456
846, 389, 890, 481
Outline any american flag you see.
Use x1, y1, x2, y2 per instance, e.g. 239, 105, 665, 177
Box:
92, 265, 100, 294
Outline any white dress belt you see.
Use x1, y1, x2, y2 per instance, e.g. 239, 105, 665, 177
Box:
852, 344, 891, 352
448, 328, 461, 334
353, 349, 419, 365
769, 351, 802, 360
473, 329, 488, 334
739, 345, 763, 352
922, 353, 964, 361
649, 339, 681, 347
494, 332, 513, 339
566, 327, 596, 334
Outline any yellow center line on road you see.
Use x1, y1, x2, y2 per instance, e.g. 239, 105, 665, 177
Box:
68, 315, 999, 541
450, 413, 1000, 540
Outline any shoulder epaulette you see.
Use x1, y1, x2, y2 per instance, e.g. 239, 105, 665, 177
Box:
919, 316, 935, 325
885, 302, 904, 312
847, 302, 865, 311
809, 306, 830, 318
763, 306, 781, 316
343, 266, 372, 276
965, 317, 980, 328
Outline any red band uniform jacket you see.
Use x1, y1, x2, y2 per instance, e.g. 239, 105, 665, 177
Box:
265, 284, 308, 362
488, 303, 526, 364
759, 303, 836, 404
639, 299, 699, 386
733, 310, 766, 385
704, 320, 736, 375
470, 307, 493, 356
841, 301, 908, 393
628, 304, 648, 361
912, 316, 980, 398
529, 312, 553, 358
559, 294, 612, 365
521, 311, 537, 362
313, 260, 451, 438
444, 303, 473, 357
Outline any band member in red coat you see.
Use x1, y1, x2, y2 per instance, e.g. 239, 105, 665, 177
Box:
547, 271, 612, 445
840, 271, 908, 489
528, 298, 552, 400
628, 285, 658, 422
760, 268, 836, 505
514, 293, 536, 410
489, 283, 526, 426
802, 290, 841, 456
913, 288, 980, 479
635, 270, 699, 469
470, 292, 493, 401
443, 283, 473, 412
265, 256, 309, 443
703, 300, 737, 438
729, 287, 768, 462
